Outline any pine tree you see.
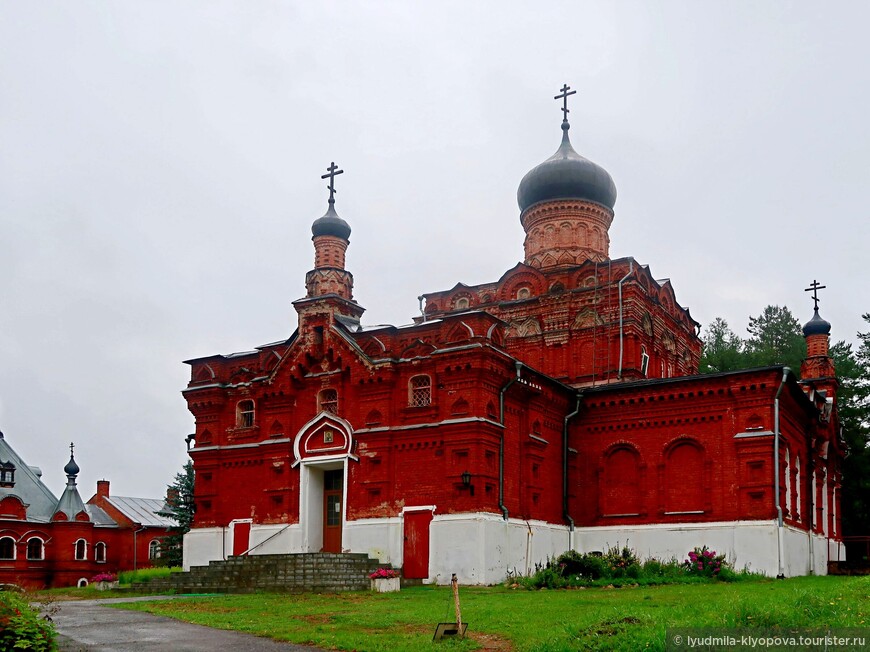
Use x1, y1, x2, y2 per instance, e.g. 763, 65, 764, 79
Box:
700, 317, 746, 373
838, 315, 870, 536
158, 460, 194, 567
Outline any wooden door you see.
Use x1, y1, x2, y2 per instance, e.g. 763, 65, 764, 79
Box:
402, 510, 433, 579
232, 521, 251, 556
323, 469, 343, 552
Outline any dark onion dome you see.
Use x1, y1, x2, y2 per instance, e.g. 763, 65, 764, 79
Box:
803, 309, 831, 337
517, 121, 617, 213
311, 201, 351, 240
64, 454, 80, 477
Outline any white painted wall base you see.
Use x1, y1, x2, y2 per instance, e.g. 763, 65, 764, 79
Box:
183, 514, 840, 583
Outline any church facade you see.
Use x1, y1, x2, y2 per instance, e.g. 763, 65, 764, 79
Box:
182, 89, 843, 583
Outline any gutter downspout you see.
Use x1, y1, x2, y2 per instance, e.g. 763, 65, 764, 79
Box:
498, 361, 522, 521
774, 368, 789, 579
617, 260, 634, 379
563, 394, 582, 551
808, 456, 815, 575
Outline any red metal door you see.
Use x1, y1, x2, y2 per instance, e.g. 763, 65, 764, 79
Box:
403, 510, 432, 579
323, 470, 343, 553
232, 521, 251, 556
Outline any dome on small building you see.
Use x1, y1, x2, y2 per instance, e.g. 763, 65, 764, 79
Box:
803, 309, 831, 337
517, 122, 617, 213
311, 203, 351, 240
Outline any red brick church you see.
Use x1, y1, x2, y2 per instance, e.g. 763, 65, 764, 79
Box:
182, 87, 843, 583
0, 437, 175, 588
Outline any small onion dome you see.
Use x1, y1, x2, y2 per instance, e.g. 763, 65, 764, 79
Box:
311, 202, 351, 240
64, 455, 80, 477
803, 309, 831, 337
517, 122, 617, 213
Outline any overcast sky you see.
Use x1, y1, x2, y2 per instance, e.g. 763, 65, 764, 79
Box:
2, 1, 868, 500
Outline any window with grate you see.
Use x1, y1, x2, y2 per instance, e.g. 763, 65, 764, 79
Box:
26, 538, 44, 560
319, 389, 338, 415
409, 375, 432, 407
149, 539, 160, 560
237, 400, 255, 428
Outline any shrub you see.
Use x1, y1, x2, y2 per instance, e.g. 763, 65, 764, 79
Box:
556, 550, 607, 580
683, 545, 727, 577
0, 590, 56, 651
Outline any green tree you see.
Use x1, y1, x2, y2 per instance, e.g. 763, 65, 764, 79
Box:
744, 305, 805, 371
158, 460, 194, 567
700, 317, 747, 373
837, 315, 870, 535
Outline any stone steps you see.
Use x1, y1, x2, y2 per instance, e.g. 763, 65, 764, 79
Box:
131, 552, 392, 594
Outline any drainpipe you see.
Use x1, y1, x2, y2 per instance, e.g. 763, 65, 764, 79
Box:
563, 394, 582, 550
807, 457, 815, 575
774, 368, 789, 579
498, 362, 522, 521
617, 260, 634, 379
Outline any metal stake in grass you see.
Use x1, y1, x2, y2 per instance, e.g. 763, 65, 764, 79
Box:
433, 573, 468, 641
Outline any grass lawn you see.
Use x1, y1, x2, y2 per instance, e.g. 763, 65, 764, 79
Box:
114, 575, 870, 651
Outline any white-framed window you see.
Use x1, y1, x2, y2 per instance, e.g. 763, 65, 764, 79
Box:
409, 375, 432, 407
149, 539, 160, 560
0, 462, 15, 487
26, 537, 44, 561
237, 400, 255, 428
0, 536, 15, 560
94, 541, 106, 563
74, 538, 87, 560
640, 346, 650, 377
318, 389, 338, 415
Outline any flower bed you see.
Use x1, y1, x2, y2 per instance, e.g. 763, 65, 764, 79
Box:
369, 568, 400, 592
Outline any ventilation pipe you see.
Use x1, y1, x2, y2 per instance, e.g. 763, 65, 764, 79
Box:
774, 367, 790, 579
617, 260, 634, 379
563, 394, 582, 550
498, 362, 522, 521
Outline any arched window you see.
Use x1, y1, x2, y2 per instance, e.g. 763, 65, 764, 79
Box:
237, 400, 255, 428
664, 441, 704, 513
26, 537, 44, 560
455, 297, 469, 310
0, 536, 15, 560
318, 389, 338, 415
409, 375, 432, 407
94, 541, 106, 563
600, 447, 642, 516
149, 539, 160, 560
74, 538, 87, 560
516, 287, 531, 300
784, 449, 791, 518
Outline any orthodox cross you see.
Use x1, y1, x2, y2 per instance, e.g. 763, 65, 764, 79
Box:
321, 162, 344, 204
69, 442, 75, 456
554, 84, 576, 122
804, 279, 826, 311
